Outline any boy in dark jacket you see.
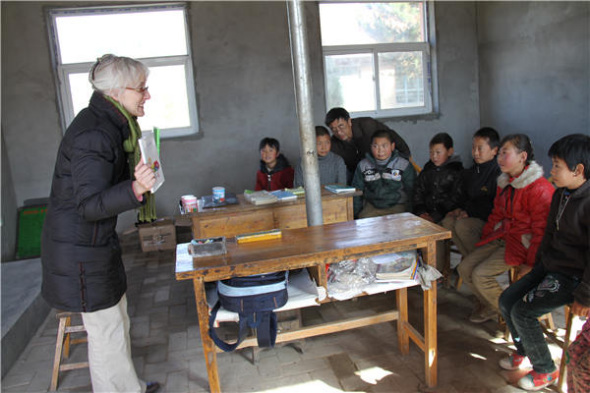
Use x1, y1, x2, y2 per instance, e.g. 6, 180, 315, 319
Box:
413, 132, 464, 272
498, 133, 590, 391
413, 132, 464, 225
441, 127, 501, 258
255, 137, 294, 191
352, 130, 416, 218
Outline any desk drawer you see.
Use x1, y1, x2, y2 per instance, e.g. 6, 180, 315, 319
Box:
195, 210, 274, 238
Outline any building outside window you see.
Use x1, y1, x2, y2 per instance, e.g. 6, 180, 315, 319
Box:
319, 1, 437, 118
48, 3, 198, 138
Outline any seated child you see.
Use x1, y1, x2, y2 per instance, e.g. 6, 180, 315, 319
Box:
351, 129, 416, 219
255, 137, 294, 191
441, 127, 501, 258
294, 126, 347, 187
458, 134, 555, 324
413, 132, 464, 224
498, 133, 589, 391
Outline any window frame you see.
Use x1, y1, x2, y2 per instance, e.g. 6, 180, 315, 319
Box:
47, 2, 199, 138
320, 1, 438, 119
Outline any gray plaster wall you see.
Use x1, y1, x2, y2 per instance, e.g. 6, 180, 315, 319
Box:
1, 1, 479, 230
477, 2, 590, 172
1, 132, 18, 262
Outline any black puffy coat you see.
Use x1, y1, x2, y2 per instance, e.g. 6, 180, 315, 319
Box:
41, 92, 143, 312
459, 159, 501, 221
413, 156, 464, 222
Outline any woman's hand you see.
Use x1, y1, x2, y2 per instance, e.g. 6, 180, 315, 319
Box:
571, 301, 590, 318
132, 160, 156, 200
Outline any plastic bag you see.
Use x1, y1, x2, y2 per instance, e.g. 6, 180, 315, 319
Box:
416, 253, 442, 290
327, 258, 376, 300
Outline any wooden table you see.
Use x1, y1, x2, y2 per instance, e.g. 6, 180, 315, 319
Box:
176, 213, 450, 392
186, 189, 359, 238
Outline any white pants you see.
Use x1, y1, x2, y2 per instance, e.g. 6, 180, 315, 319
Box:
81, 294, 146, 393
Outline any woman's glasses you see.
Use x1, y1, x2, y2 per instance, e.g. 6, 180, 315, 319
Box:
125, 86, 149, 94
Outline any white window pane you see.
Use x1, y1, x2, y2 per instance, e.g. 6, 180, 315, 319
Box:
55, 10, 187, 64
325, 53, 375, 112
378, 52, 424, 109
141, 65, 190, 130
69, 65, 190, 132
70, 73, 94, 116
320, 2, 424, 46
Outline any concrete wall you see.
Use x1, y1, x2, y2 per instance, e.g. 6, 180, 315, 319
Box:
477, 2, 590, 172
1, 132, 18, 262
1, 1, 479, 230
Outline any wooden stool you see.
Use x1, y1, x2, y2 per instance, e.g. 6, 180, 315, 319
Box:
541, 305, 584, 393
50, 312, 89, 391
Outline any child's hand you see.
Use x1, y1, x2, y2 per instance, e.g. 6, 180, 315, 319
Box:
515, 265, 532, 280
446, 208, 461, 218
419, 213, 434, 222
571, 301, 590, 318
457, 210, 469, 219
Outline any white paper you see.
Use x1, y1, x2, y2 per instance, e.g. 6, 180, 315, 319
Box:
137, 130, 165, 193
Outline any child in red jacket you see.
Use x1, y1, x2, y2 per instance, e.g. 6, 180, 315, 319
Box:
255, 137, 294, 191
457, 134, 555, 324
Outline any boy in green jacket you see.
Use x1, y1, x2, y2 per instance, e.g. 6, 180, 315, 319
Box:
352, 130, 416, 218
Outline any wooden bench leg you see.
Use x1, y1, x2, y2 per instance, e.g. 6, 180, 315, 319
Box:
50, 316, 69, 391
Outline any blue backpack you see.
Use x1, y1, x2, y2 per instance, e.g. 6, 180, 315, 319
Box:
208, 271, 289, 351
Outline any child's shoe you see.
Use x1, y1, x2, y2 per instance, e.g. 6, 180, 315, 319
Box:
499, 353, 530, 370
517, 369, 559, 391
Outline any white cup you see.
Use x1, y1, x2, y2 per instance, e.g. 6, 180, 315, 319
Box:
181, 195, 198, 212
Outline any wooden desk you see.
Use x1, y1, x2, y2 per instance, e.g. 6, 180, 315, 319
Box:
186, 189, 359, 238
176, 213, 450, 393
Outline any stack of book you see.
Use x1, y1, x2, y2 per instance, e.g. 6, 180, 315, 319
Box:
244, 190, 278, 205
325, 184, 356, 194
270, 189, 297, 201
285, 186, 305, 196
372, 251, 418, 282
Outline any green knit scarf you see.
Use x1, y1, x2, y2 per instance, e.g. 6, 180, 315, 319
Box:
104, 95, 157, 222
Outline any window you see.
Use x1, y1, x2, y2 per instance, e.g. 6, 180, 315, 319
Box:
319, 1, 436, 118
48, 3, 198, 138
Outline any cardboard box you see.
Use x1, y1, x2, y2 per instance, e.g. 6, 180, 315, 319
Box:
138, 219, 176, 252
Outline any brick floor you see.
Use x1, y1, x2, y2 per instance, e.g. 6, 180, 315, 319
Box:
1, 232, 566, 393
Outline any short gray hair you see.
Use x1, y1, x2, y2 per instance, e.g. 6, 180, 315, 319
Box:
89, 54, 149, 95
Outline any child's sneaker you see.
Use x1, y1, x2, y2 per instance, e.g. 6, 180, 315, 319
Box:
499, 353, 530, 370
517, 369, 559, 391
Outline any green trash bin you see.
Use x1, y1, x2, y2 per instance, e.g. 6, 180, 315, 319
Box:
16, 205, 47, 259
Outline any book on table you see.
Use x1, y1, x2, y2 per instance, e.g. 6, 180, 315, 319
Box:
325, 184, 356, 194
372, 251, 418, 281
137, 129, 164, 193
244, 190, 279, 205
269, 189, 297, 201
285, 186, 305, 196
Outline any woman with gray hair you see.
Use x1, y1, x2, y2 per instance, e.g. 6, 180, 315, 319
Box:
42, 54, 160, 393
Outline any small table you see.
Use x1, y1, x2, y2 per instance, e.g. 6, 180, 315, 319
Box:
176, 213, 451, 393
185, 189, 360, 239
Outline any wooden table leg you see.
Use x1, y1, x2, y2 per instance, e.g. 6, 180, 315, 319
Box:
423, 241, 438, 387
193, 278, 221, 393
396, 287, 410, 354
